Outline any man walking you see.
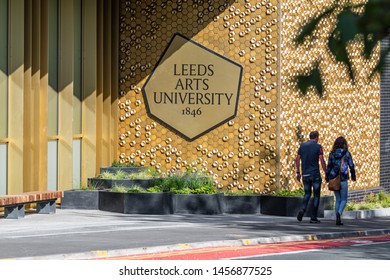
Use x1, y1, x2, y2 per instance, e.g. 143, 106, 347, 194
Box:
295, 131, 327, 223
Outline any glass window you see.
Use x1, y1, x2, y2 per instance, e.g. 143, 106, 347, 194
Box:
0, 144, 7, 195
47, 140, 58, 190
73, 139, 81, 188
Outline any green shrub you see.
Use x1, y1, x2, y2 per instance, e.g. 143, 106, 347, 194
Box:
109, 185, 147, 193
110, 185, 128, 193
99, 171, 115, 179
111, 160, 138, 167
127, 169, 159, 179
126, 185, 144, 193
115, 170, 128, 179
147, 168, 163, 178
146, 185, 164, 193
158, 174, 186, 192
156, 171, 218, 194
190, 185, 218, 194
84, 182, 99, 190
359, 202, 383, 210
345, 191, 390, 210
224, 190, 258, 196
171, 187, 192, 194
99, 168, 161, 180
345, 202, 357, 211
100, 166, 219, 195
377, 191, 390, 206
98, 170, 128, 180
272, 188, 305, 197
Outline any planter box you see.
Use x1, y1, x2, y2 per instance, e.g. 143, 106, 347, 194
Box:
61, 190, 99, 210
224, 195, 261, 214
100, 166, 148, 174
173, 193, 224, 215
99, 191, 173, 214
88, 178, 161, 190
88, 178, 111, 189
123, 192, 173, 214
324, 207, 390, 219
260, 195, 334, 217
99, 191, 125, 213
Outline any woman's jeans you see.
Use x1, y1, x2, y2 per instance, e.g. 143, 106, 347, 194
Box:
334, 180, 348, 214
301, 175, 322, 219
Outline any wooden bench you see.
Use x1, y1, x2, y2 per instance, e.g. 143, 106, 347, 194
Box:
0, 191, 64, 219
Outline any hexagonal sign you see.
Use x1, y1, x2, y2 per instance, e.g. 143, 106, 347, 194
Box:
142, 33, 243, 141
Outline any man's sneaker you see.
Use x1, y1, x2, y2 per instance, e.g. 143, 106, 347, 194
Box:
310, 218, 321, 224
297, 210, 304, 222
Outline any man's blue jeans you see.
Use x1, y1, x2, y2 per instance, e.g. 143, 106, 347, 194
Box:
301, 175, 322, 219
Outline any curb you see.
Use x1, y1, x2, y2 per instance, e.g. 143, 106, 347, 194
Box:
14, 228, 390, 260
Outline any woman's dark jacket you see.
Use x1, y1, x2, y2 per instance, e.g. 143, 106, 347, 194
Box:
325, 148, 356, 182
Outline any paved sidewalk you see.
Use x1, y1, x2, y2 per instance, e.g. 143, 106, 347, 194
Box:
1, 209, 389, 260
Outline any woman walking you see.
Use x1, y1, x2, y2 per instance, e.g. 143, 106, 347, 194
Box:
325, 136, 356, 225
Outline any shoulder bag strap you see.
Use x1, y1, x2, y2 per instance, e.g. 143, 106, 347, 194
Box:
339, 156, 344, 174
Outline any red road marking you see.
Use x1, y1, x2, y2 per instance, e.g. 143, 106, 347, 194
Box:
94, 234, 390, 260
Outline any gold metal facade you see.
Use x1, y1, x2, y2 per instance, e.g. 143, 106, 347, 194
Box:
0, 0, 380, 195
0, 0, 119, 194
119, 0, 280, 192
280, 0, 380, 191
119, 0, 379, 193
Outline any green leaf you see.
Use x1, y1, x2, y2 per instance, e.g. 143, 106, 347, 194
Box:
359, 0, 390, 58
337, 10, 360, 42
360, 0, 390, 37
295, 7, 336, 44
364, 35, 379, 59
293, 1, 390, 91
328, 30, 354, 80
329, 29, 350, 61
297, 66, 323, 97
295, 17, 322, 44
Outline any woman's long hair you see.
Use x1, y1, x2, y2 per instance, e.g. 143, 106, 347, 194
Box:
331, 136, 348, 152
